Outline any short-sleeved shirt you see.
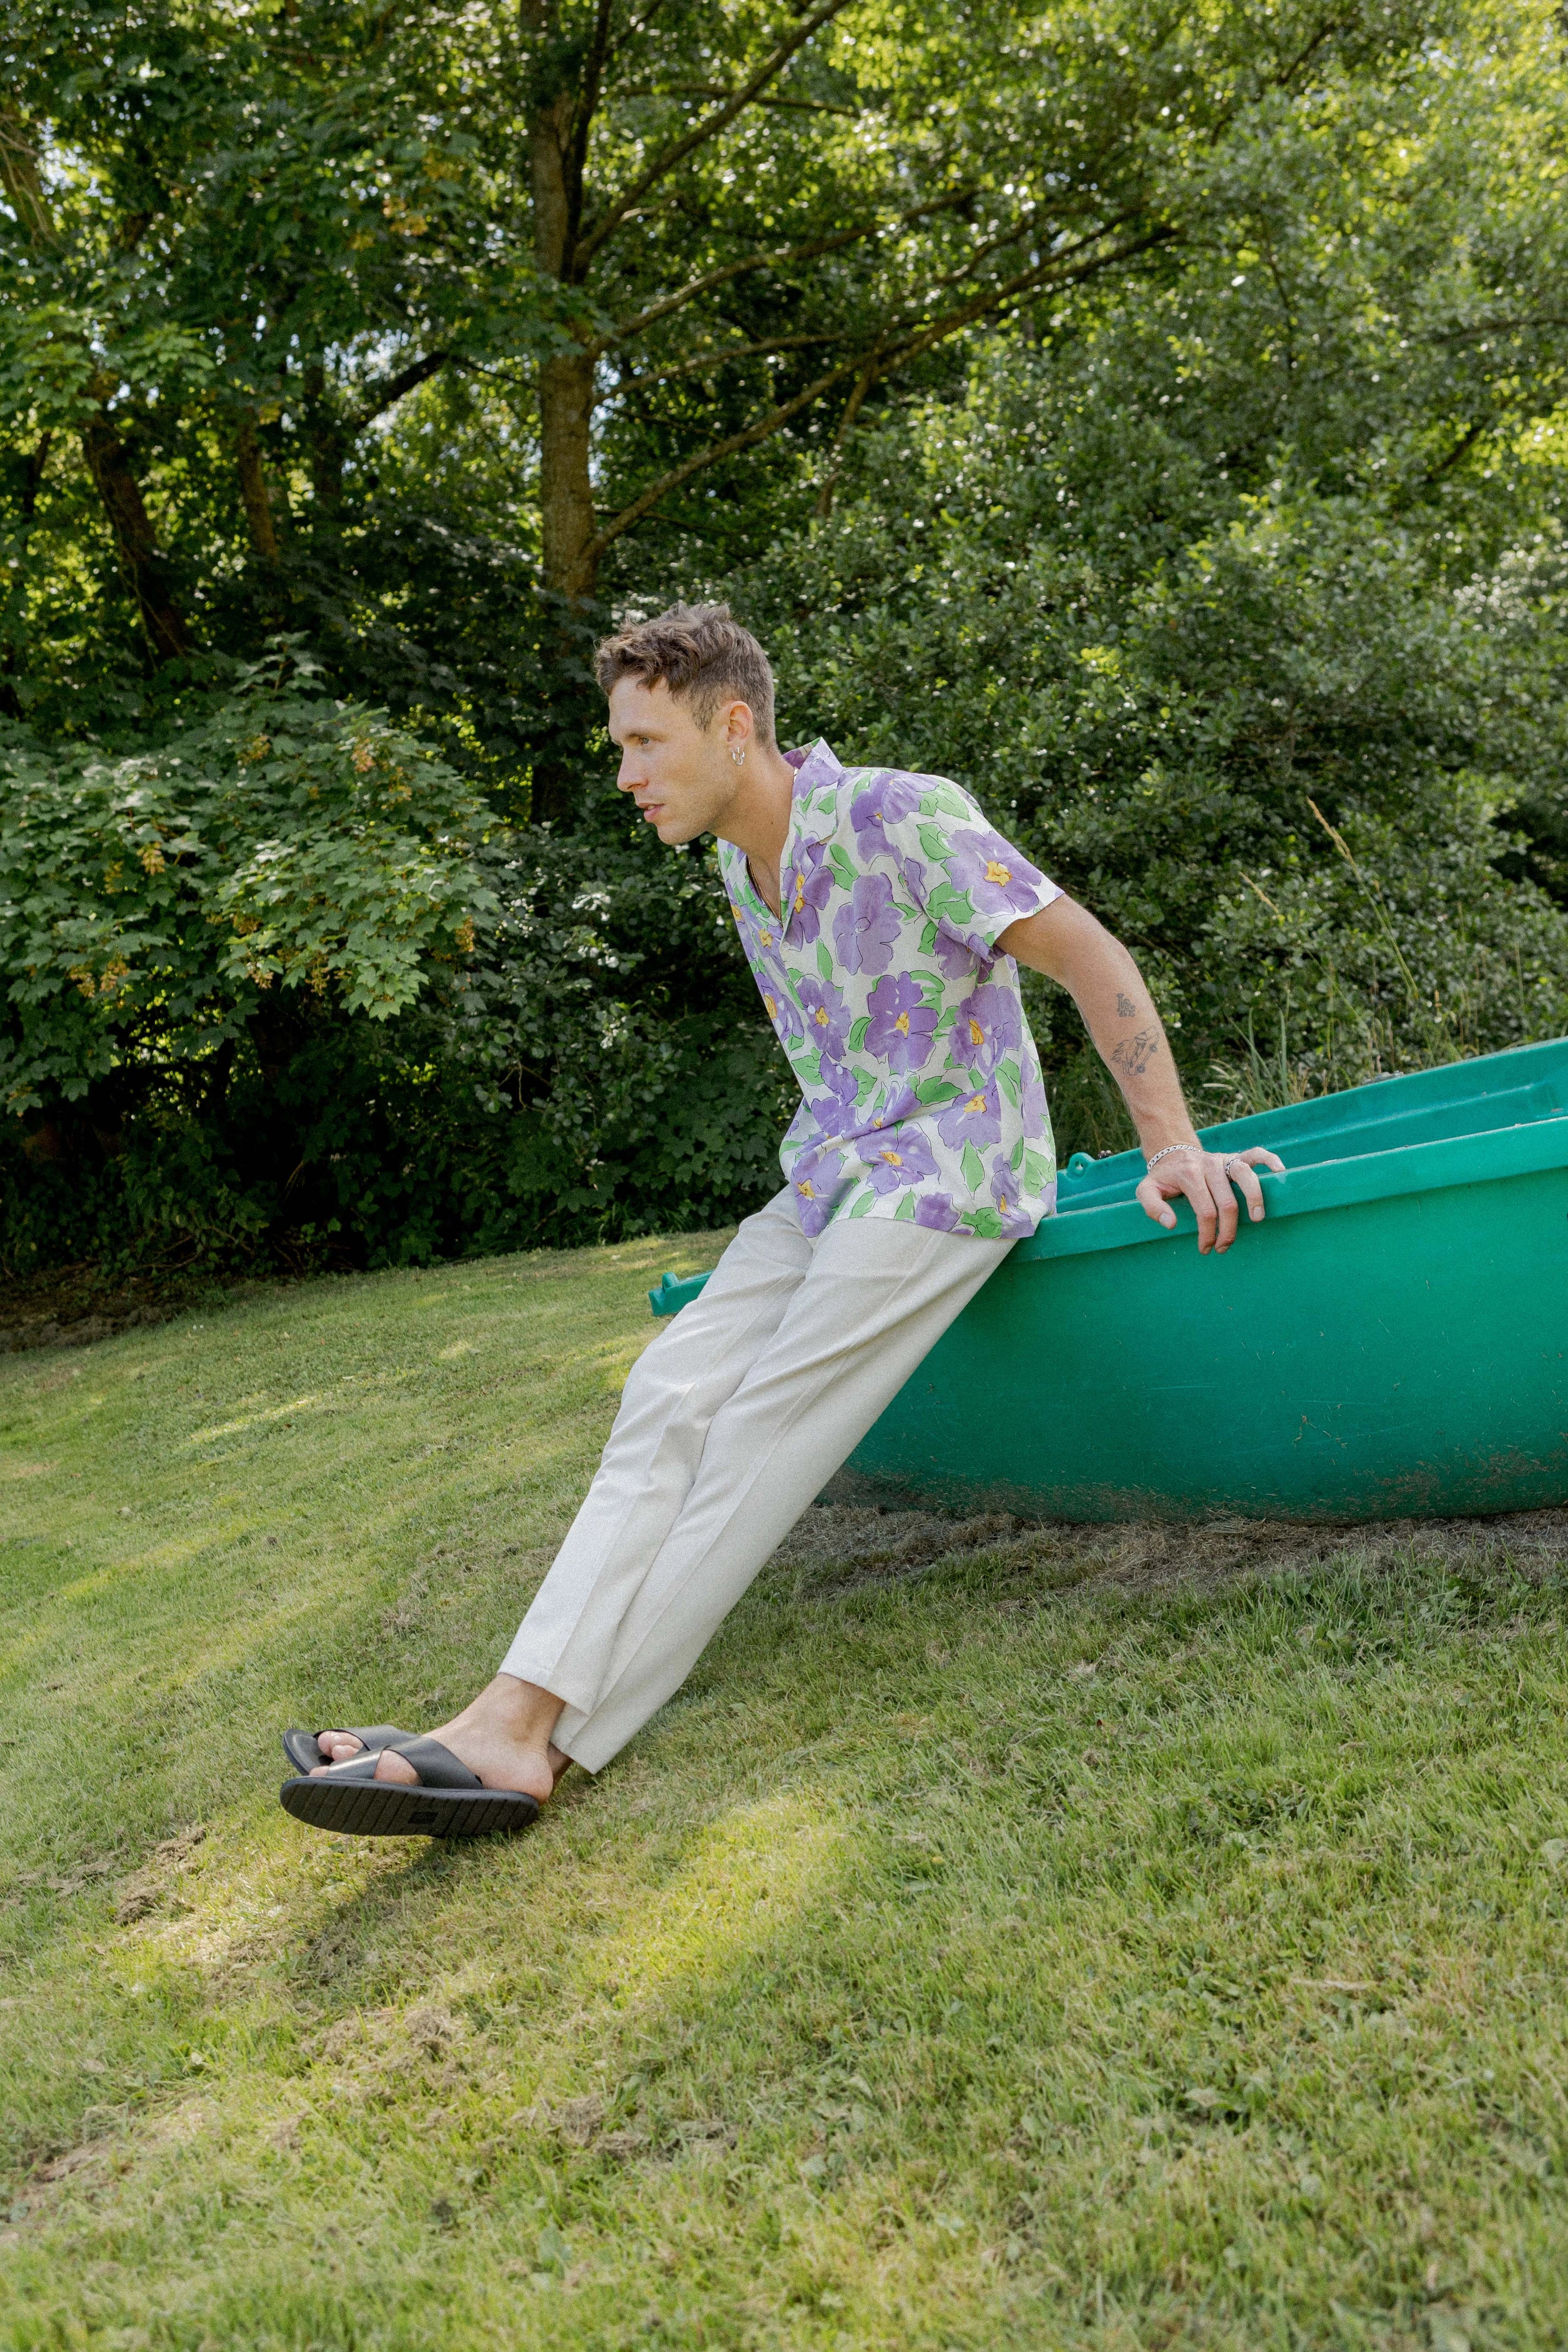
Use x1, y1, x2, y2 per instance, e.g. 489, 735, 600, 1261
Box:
718, 738, 1062, 1240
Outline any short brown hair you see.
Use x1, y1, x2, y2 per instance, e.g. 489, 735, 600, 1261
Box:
594, 602, 777, 745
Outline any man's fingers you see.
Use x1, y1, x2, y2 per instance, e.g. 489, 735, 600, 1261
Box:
1228, 1159, 1267, 1223
1199, 1165, 1239, 1252
1135, 1174, 1179, 1229
1177, 1168, 1219, 1253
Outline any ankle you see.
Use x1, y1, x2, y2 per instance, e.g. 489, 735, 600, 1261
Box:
463, 1673, 564, 1753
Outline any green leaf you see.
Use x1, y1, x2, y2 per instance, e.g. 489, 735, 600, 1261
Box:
816, 941, 833, 982
961, 1142, 985, 1191
894, 1188, 916, 1221
848, 1014, 871, 1050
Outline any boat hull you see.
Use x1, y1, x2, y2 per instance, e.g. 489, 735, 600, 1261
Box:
829, 1156, 1568, 1523
651, 1039, 1568, 1523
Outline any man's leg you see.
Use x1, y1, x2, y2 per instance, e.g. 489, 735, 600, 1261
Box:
558, 1216, 1012, 1771
316, 1191, 815, 1794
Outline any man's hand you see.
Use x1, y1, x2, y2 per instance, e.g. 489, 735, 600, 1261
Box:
1135, 1142, 1286, 1254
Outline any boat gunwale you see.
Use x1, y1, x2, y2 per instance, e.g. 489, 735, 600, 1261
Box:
1018, 1111, 1568, 1264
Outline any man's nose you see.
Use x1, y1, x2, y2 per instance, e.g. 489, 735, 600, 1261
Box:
615, 754, 642, 793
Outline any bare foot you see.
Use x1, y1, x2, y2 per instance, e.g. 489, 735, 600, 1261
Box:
310, 1676, 570, 1806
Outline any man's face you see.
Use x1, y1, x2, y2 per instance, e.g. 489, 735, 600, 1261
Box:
608, 675, 737, 844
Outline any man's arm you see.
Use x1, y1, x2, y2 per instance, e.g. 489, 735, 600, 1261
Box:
996, 896, 1283, 1255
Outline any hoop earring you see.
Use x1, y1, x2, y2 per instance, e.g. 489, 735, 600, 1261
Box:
731, 745, 747, 766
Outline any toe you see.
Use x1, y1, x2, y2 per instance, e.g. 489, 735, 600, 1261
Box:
318, 1730, 365, 1762
373, 1749, 419, 1786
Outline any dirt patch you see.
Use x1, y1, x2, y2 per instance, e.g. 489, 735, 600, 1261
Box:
775, 1500, 1568, 1604
0, 1263, 289, 1356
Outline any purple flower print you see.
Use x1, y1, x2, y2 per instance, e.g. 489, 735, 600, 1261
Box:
951, 982, 1022, 1076
943, 828, 1047, 919
860, 1126, 939, 1196
936, 1077, 1004, 1151
762, 978, 804, 1044
810, 1057, 861, 1137
795, 975, 850, 1060
849, 770, 925, 856
832, 872, 902, 976
914, 1191, 962, 1231
864, 974, 938, 1075
791, 1147, 844, 1237
1021, 1058, 1050, 1134
785, 839, 835, 944
863, 1080, 920, 1134
929, 925, 981, 981
989, 1155, 1035, 1237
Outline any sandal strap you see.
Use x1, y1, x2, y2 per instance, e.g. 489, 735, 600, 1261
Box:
305, 1734, 482, 1792
384, 1734, 483, 1791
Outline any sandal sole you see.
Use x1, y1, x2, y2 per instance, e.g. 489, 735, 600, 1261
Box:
279, 1777, 539, 1839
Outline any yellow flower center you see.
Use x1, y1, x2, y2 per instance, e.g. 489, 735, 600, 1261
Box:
764, 995, 777, 1018
984, 860, 1011, 886
963, 1092, 986, 1115
798, 1179, 816, 1199
879, 1148, 903, 1167
894, 1011, 910, 1035
814, 1006, 829, 1027
968, 1016, 985, 1047
997, 1192, 1010, 1212
794, 879, 804, 908
760, 930, 774, 947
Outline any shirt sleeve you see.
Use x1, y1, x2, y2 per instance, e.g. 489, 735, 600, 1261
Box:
878, 775, 1061, 960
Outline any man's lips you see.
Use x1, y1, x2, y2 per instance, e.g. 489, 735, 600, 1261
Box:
635, 800, 665, 823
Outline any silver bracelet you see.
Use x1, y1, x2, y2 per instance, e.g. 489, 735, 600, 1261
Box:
1145, 1142, 1202, 1172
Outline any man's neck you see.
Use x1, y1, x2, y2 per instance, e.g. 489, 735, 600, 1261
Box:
714, 745, 798, 917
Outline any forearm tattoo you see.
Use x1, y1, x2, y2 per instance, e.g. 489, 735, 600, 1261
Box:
1110, 1027, 1161, 1079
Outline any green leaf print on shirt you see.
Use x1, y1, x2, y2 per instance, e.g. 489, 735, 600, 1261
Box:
961, 1141, 986, 1192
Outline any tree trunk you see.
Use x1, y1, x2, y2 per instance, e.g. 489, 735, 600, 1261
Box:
235, 410, 282, 566
3, 107, 193, 663
530, 80, 597, 606
79, 412, 191, 663
538, 347, 596, 602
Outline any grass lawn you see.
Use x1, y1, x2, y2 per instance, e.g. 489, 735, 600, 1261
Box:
3, 1235, 1568, 2350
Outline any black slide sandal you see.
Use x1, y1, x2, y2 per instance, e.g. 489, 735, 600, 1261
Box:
281, 1724, 409, 1774
279, 1732, 540, 1839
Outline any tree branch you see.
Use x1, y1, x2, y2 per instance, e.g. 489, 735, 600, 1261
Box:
583, 222, 1177, 564
640, 81, 860, 113
584, 190, 976, 362
616, 329, 844, 390
573, 0, 860, 271
345, 351, 448, 433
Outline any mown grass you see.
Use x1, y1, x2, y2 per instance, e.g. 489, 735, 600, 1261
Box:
2, 1236, 1568, 2351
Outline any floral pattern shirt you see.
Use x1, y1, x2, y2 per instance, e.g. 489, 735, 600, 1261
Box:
719, 739, 1062, 1240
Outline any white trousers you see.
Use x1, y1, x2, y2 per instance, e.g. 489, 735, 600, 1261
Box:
499, 1190, 1013, 1771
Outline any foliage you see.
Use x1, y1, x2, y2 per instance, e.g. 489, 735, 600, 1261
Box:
6, 1258, 1568, 2342
2, 0, 1568, 1269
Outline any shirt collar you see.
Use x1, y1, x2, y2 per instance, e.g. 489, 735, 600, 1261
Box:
783, 738, 844, 801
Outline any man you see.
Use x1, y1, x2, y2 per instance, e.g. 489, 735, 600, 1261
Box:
281, 604, 1282, 1837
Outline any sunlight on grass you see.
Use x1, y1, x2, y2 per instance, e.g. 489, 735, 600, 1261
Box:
590, 1791, 843, 2007
3, 1233, 1568, 2347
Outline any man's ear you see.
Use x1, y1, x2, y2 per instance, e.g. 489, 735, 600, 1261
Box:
721, 698, 756, 754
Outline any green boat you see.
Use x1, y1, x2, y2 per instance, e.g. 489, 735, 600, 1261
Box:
649, 1036, 1568, 1523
